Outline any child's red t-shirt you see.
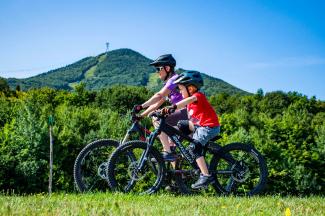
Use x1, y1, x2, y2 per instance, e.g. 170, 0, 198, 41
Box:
187, 92, 220, 127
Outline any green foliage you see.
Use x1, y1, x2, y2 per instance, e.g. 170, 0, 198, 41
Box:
213, 91, 325, 195
0, 86, 132, 192
85, 49, 154, 89
0, 100, 48, 193
7, 57, 98, 90
5, 49, 247, 96
0, 77, 10, 93
0, 86, 324, 195
95, 85, 152, 113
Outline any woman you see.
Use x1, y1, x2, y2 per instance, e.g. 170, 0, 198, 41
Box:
134, 54, 187, 161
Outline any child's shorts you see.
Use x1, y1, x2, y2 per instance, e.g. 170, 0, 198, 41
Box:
193, 125, 220, 146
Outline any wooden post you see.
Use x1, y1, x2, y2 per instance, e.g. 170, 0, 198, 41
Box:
48, 115, 54, 195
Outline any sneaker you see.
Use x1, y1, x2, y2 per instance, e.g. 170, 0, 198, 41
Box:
191, 174, 215, 189
161, 151, 177, 161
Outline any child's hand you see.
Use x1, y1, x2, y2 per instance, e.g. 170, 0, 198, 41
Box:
161, 105, 177, 115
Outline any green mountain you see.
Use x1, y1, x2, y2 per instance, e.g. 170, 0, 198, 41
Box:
7, 48, 248, 96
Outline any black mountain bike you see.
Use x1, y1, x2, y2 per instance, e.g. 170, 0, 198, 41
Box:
106, 111, 268, 195
73, 108, 153, 192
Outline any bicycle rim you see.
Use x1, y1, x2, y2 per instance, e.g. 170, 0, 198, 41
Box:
74, 139, 118, 192
107, 141, 164, 194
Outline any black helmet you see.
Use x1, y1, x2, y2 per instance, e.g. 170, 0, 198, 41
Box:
149, 54, 176, 67
174, 71, 204, 89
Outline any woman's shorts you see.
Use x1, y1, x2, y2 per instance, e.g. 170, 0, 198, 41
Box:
165, 108, 188, 126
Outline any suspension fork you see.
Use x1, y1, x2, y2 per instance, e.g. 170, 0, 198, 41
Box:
121, 132, 130, 145
121, 122, 146, 145
137, 131, 159, 171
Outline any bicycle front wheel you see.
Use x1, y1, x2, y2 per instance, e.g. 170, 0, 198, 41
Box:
73, 139, 119, 192
107, 140, 165, 194
210, 142, 268, 196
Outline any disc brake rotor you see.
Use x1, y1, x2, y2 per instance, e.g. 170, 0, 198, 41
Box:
97, 162, 108, 180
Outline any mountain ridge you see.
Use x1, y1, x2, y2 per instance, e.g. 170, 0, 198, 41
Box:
6, 48, 248, 96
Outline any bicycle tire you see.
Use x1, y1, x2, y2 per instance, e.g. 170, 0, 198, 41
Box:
107, 140, 165, 194
210, 142, 268, 196
73, 139, 119, 192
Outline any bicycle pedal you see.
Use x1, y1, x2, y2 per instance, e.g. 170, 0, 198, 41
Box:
150, 157, 158, 163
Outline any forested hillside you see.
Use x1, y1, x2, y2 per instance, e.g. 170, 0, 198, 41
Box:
6, 49, 247, 96
0, 81, 324, 194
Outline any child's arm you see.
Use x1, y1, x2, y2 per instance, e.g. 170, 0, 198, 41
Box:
175, 95, 197, 109
162, 95, 197, 115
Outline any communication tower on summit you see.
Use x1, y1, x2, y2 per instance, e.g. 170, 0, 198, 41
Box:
106, 42, 110, 53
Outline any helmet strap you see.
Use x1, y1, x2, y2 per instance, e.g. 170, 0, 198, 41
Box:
186, 85, 198, 96
186, 86, 191, 96
163, 66, 175, 81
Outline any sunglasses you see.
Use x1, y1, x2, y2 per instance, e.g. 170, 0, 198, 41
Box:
156, 66, 164, 72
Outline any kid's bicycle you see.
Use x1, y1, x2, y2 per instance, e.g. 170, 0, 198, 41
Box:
106, 110, 268, 195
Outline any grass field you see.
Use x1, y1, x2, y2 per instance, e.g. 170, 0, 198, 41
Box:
0, 193, 324, 216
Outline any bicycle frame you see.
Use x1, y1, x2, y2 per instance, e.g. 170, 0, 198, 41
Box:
110, 110, 268, 195
120, 111, 151, 145
136, 112, 238, 177
137, 112, 200, 170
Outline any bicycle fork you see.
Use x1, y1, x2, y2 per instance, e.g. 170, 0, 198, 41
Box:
136, 131, 158, 171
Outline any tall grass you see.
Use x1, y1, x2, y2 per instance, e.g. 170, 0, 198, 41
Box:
0, 193, 324, 216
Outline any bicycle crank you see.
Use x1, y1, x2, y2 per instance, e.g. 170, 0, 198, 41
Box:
231, 161, 250, 183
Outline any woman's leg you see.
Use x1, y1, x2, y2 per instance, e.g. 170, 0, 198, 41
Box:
152, 118, 173, 152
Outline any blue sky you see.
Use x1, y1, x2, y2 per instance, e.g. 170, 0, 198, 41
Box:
1, 0, 325, 99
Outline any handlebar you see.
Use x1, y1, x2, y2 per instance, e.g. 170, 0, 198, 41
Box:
131, 107, 141, 122
131, 106, 167, 122
148, 110, 167, 119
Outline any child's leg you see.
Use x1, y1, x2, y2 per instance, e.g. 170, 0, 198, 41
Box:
196, 156, 209, 175
188, 120, 195, 132
191, 125, 220, 189
192, 124, 220, 176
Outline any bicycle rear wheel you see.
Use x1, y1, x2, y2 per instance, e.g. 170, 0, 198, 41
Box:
107, 140, 165, 194
73, 139, 119, 192
210, 142, 268, 196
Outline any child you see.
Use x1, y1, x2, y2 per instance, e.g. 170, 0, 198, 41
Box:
162, 70, 220, 189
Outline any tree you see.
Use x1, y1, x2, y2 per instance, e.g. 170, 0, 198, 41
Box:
0, 77, 9, 92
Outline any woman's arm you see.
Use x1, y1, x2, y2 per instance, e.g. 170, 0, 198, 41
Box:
141, 86, 170, 108
140, 98, 165, 117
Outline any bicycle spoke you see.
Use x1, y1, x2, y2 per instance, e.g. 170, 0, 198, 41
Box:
225, 178, 238, 193
74, 140, 118, 192
107, 141, 164, 194
210, 143, 267, 196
